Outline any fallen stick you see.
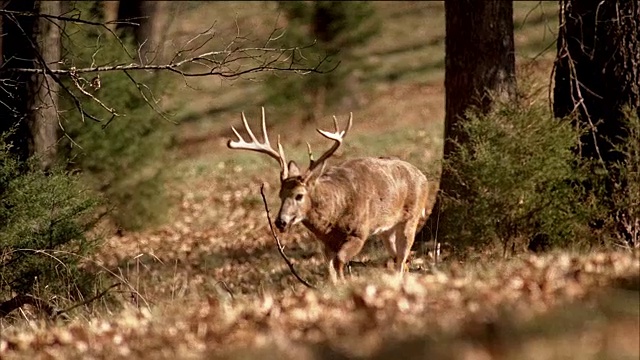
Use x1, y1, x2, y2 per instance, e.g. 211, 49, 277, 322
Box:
0, 282, 120, 319
260, 183, 315, 289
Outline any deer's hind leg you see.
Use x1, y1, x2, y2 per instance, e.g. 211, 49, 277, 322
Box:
379, 228, 397, 269
394, 218, 420, 274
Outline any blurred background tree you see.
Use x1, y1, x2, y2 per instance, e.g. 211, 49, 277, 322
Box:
265, 1, 380, 122
58, 0, 175, 231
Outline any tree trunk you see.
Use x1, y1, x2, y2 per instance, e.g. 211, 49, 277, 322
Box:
102, 1, 119, 32
116, 0, 164, 64
0, 0, 38, 163
0, 1, 3, 68
418, 0, 516, 244
0, 1, 61, 170
553, 0, 640, 242
443, 0, 516, 166
554, 0, 639, 162
28, 0, 61, 171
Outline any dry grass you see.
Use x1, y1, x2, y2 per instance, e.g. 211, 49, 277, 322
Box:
2, 2, 638, 360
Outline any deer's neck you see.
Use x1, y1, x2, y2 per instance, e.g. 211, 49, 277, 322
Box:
302, 178, 349, 236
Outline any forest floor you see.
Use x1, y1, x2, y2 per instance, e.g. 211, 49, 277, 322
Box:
1, 2, 638, 359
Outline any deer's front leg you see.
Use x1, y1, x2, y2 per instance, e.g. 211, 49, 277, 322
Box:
324, 247, 340, 284
336, 235, 366, 281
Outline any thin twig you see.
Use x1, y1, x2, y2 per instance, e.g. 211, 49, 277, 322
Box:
0, 283, 119, 320
259, 183, 315, 289
1, 47, 330, 77
214, 281, 235, 301
58, 283, 121, 315
0, 294, 61, 318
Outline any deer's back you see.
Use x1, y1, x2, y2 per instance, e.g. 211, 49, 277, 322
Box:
308, 157, 429, 244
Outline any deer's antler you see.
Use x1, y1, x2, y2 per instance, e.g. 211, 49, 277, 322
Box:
306, 113, 353, 174
227, 107, 289, 180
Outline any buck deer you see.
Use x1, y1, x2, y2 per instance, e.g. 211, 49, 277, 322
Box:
227, 107, 431, 283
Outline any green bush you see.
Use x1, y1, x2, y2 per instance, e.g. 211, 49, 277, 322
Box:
439, 100, 604, 255
58, 3, 176, 230
0, 134, 104, 299
609, 109, 640, 247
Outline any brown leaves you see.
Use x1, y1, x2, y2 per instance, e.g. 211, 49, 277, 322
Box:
0, 249, 638, 359
2, 154, 638, 359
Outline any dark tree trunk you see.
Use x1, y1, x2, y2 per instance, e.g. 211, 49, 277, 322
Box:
116, 0, 162, 63
0, 0, 38, 164
0, 1, 61, 170
443, 0, 516, 164
0, 1, 3, 67
553, 0, 640, 242
417, 0, 516, 244
554, 0, 640, 162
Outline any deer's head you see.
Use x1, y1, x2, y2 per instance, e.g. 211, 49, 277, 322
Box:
227, 107, 352, 232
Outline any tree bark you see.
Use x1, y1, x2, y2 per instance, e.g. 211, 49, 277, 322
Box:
102, 1, 119, 32
418, 0, 516, 244
0, 0, 38, 163
28, 0, 61, 171
443, 0, 516, 166
116, 0, 164, 64
0, 1, 60, 169
554, 0, 640, 163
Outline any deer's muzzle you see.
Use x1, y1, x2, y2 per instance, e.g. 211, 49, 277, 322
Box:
275, 215, 294, 232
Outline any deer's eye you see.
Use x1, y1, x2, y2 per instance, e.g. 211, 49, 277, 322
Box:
295, 194, 304, 201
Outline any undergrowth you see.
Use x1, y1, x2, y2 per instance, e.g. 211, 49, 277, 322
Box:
0, 134, 105, 303
439, 96, 640, 256
58, 1, 177, 231
439, 98, 603, 255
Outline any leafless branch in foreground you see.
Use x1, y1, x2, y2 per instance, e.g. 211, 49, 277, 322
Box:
0, 283, 121, 320
0, 294, 62, 319
1, 45, 334, 78
260, 183, 316, 289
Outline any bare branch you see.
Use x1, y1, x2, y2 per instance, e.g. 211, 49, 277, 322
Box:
0, 294, 62, 318
1, 45, 330, 78
0, 283, 120, 319
122, 70, 173, 123
69, 68, 120, 118
58, 283, 121, 315
260, 183, 315, 289
3, 12, 104, 122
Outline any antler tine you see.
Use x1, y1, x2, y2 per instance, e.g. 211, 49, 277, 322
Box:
277, 135, 288, 171
332, 115, 340, 132
307, 142, 315, 167
241, 111, 260, 143
317, 112, 353, 140
227, 109, 289, 180
260, 107, 271, 147
307, 112, 354, 174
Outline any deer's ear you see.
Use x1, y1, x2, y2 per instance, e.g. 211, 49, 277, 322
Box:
287, 161, 300, 177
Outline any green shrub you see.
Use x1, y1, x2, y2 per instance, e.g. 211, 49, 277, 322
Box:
609, 109, 640, 247
439, 100, 603, 255
58, 3, 176, 230
0, 134, 104, 299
